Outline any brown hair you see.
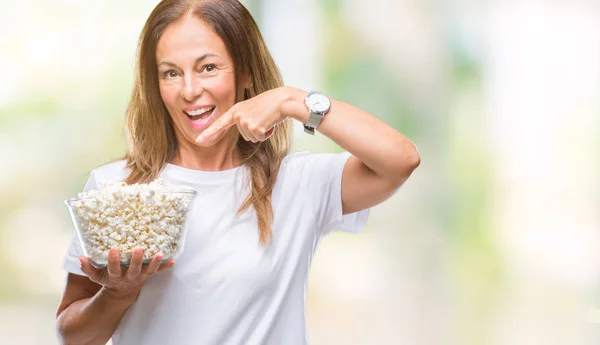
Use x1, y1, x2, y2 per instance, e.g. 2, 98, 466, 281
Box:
124, 0, 292, 245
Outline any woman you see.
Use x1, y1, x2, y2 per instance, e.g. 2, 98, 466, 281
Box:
56, 0, 420, 344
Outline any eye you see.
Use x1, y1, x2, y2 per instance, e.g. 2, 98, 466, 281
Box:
202, 64, 217, 73
162, 70, 179, 79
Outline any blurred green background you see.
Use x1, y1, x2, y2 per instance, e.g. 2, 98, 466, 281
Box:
1, 0, 599, 344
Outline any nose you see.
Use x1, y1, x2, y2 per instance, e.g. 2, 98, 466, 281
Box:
181, 73, 203, 102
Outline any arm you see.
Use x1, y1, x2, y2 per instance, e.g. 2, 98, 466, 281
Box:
196, 86, 420, 214
280, 87, 421, 214
56, 274, 137, 345
56, 248, 175, 345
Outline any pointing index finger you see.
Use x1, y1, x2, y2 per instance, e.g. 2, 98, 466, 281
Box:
196, 110, 235, 143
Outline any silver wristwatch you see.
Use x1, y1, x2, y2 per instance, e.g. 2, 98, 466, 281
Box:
303, 91, 331, 135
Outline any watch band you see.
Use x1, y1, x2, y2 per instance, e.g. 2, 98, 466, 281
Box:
303, 111, 323, 135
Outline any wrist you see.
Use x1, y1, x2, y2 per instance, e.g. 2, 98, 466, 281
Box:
101, 286, 139, 305
279, 86, 309, 123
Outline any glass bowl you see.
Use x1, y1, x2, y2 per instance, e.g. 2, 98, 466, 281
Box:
65, 189, 197, 268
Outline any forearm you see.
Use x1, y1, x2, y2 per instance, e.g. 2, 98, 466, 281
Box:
56, 287, 137, 345
282, 87, 420, 180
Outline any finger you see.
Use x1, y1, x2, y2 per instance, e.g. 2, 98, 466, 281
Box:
264, 126, 275, 139
144, 252, 164, 276
79, 256, 100, 282
247, 125, 263, 142
239, 126, 258, 143
107, 248, 122, 278
126, 248, 144, 279
246, 129, 260, 142
253, 127, 271, 142
252, 123, 275, 142
196, 110, 235, 142
254, 132, 266, 142
238, 126, 252, 142
157, 259, 176, 273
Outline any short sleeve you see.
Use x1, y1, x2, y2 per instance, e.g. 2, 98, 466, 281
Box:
61, 172, 98, 276
299, 151, 370, 237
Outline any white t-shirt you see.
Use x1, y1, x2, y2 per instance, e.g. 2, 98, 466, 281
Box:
62, 151, 369, 345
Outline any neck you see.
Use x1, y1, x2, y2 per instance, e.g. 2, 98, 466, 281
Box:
170, 129, 241, 171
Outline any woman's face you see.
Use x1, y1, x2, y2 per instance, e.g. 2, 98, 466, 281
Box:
156, 15, 237, 146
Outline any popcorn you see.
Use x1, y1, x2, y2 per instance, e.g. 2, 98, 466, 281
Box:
66, 179, 196, 266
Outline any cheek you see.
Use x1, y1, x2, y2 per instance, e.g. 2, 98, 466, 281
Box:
159, 82, 180, 108
159, 83, 184, 125
204, 75, 237, 106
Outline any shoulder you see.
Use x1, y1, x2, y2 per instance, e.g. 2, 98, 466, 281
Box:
89, 159, 129, 184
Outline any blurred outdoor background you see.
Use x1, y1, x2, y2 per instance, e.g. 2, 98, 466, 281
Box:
1, 0, 599, 344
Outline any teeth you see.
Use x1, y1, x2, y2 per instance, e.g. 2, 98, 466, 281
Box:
185, 107, 213, 116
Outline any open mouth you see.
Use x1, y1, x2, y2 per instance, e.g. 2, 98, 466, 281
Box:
184, 106, 215, 128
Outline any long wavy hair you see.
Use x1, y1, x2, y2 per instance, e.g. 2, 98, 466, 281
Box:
123, 0, 292, 245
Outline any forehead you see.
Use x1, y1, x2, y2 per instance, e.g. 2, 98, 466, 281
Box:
156, 14, 229, 64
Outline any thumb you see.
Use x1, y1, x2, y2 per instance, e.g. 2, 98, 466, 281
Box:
79, 256, 100, 281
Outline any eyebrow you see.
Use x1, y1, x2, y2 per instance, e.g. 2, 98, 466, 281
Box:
157, 53, 219, 68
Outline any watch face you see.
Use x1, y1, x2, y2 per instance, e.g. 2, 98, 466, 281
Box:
307, 92, 331, 113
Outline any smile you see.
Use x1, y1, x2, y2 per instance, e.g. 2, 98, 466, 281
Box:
183, 106, 215, 129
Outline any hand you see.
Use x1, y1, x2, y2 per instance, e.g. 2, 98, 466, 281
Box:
195, 87, 289, 144
79, 248, 176, 300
